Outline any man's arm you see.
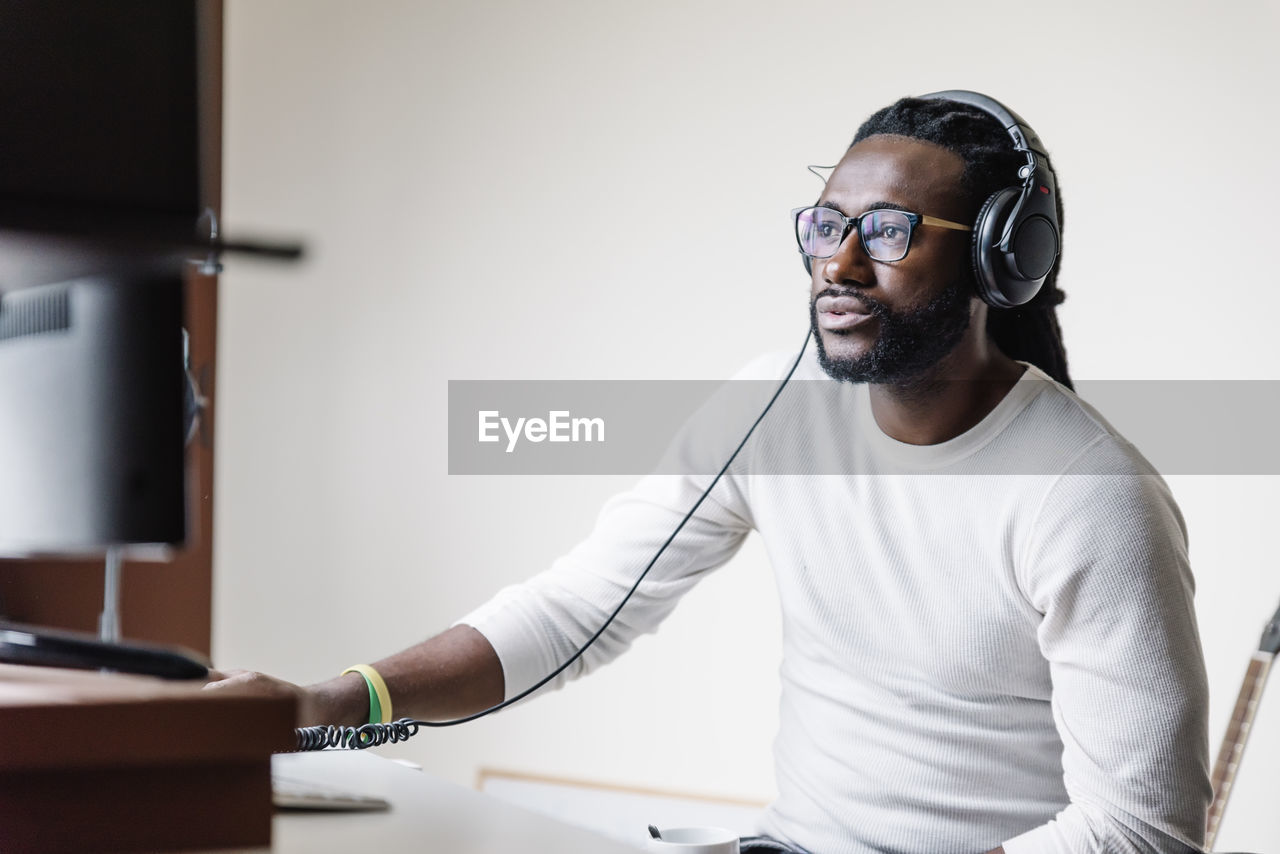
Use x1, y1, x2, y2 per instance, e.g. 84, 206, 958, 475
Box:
210, 463, 755, 726
207, 357, 778, 726
206, 624, 504, 726
1001, 448, 1210, 854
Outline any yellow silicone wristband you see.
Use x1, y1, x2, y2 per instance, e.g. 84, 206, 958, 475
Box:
342, 664, 392, 724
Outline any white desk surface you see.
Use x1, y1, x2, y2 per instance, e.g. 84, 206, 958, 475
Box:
220, 750, 647, 853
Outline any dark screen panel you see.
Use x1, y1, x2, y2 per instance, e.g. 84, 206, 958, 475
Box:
0, 1, 200, 234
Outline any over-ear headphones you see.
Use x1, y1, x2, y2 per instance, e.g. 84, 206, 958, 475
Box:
803, 90, 1060, 310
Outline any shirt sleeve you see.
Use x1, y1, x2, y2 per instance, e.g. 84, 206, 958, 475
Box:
455, 352, 798, 700
457, 471, 753, 701
1004, 438, 1212, 854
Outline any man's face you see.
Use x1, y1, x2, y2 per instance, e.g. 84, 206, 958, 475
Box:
809, 134, 976, 385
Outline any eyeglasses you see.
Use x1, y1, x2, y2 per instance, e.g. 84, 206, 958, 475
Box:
792, 206, 972, 264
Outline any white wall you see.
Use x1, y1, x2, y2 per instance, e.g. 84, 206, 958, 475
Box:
214, 1, 1280, 850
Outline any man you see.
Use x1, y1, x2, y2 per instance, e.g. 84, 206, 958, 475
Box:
211, 95, 1211, 853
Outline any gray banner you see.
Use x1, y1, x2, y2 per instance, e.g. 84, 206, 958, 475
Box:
448, 379, 1280, 475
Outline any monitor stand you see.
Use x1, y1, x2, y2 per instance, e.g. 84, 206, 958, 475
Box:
0, 548, 209, 680
100, 546, 125, 643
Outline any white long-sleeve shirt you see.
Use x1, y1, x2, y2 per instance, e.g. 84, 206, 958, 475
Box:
460, 352, 1211, 854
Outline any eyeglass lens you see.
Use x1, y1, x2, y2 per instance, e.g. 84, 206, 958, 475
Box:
795, 207, 913, 263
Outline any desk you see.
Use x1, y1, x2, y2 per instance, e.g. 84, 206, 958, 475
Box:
0, 663, 295, 853
246, 751, 646, 853
0, 665, 644, 852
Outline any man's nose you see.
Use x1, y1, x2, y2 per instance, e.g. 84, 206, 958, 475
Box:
820, 229, 875, 287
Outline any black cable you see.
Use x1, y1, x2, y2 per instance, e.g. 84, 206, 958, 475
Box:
295, 329, 813, 750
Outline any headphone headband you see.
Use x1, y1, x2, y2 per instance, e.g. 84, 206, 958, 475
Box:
919, 89, 1049, 158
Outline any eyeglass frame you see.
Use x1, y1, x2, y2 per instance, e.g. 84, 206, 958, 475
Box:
791, 205, 973, 264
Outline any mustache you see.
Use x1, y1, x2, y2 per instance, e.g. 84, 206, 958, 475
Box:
812, 286, 891, 318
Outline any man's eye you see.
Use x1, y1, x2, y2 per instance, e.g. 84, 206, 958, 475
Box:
872, 225, 906, 244
817, 222, 840, 239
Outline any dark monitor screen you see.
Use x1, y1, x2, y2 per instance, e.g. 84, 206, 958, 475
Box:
0, 271, 186, 556
0, 0, 204, 243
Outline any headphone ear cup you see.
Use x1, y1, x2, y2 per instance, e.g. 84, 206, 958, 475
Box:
971, 187, 1020, 308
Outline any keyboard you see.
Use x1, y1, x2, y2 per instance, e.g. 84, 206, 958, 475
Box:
0, 621, 209, 679
272, 773, 392, 812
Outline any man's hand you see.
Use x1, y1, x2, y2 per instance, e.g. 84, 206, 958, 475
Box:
204, 668, 367, 727
200, 625, 505, 728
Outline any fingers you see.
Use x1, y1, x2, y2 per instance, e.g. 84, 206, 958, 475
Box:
202, 669, 299, 699
202, 667, 246, 687
203, 669, 290, 698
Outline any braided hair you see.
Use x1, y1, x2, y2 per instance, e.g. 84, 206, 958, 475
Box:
851, 97, 1072, 389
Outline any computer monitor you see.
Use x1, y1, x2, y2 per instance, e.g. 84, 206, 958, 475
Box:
0, 269, 187, 556
0, 266, 209, 678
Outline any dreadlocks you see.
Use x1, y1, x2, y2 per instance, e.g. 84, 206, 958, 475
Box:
851, 97, 1072, 389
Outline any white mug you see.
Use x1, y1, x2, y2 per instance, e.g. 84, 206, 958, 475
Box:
646, 826, 740, 854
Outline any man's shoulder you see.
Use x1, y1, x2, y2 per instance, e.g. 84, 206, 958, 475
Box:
999, 364, 1160, 478
1011, 371, 1189, 577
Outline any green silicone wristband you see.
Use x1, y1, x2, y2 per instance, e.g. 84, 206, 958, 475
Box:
345, 669, 381, 725
363, 676, 382, 725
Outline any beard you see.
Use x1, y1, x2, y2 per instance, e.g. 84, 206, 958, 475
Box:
811, 276, 973, 386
